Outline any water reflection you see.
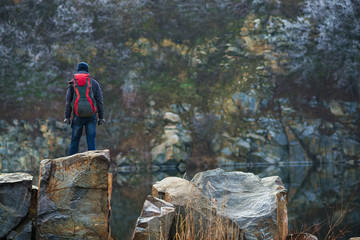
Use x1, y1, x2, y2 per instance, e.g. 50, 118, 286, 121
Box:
111, 168, 184, 238
111, 163, 360, 239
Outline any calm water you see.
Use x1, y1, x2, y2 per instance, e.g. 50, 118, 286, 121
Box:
111, 163, 360, 239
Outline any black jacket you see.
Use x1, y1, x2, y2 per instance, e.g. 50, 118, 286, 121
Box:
64, 71, 104, 119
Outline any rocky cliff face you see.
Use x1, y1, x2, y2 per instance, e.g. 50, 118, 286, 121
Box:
1, 102, 359, 172
0, 119, 71, 172
0, 0, 359, 170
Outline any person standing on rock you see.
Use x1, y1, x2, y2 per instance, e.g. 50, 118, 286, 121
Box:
63, 62, 105, 155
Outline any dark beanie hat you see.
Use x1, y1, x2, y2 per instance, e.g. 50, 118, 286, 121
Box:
77, 62, 89, 72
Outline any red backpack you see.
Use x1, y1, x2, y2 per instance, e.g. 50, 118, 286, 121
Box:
72, 73, 97, 117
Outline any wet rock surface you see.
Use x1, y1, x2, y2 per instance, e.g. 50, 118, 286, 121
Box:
37, 150, 112, 239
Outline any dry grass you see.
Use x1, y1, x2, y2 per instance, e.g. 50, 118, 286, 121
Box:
172, 198, 243, 240
150, 182, 244, 240
322, 181, 360, 240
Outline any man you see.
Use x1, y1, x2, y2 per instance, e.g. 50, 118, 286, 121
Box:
64, 62, 105, 155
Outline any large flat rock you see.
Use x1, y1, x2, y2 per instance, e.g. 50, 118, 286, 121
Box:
191, 168, 288, 240
37, 150, 112, 239
0, 173, 33, 238
152, 169, 288, 240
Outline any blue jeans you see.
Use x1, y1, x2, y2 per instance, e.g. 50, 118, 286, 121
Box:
69, 115, 97, 155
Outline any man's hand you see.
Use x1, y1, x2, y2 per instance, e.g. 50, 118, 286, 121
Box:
98, 118, 105, 126
64, 118, 71, 125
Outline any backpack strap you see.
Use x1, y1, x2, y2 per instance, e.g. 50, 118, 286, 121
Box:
85, 75, 97, 114
73, 76, 81, 116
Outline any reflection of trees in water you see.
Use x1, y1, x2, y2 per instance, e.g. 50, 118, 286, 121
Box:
285, 164, 360, 238
111, 168, 183, 239
248, 164, 359, 237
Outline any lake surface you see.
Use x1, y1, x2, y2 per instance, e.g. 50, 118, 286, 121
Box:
111, 163, 360, 239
